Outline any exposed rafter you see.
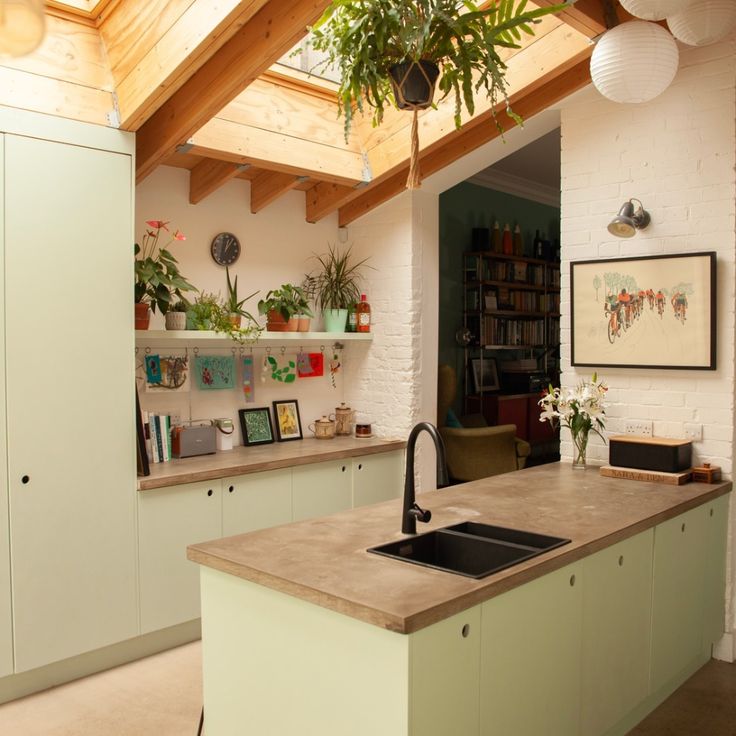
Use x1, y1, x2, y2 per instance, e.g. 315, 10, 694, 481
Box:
134, 0, 332, 183
251, 171, 305, 213
306, 182, 357, 224
534, 0, 636, 37
189, 159, 245, 204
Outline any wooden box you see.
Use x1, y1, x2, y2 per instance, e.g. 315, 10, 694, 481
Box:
609, 435, 692, 473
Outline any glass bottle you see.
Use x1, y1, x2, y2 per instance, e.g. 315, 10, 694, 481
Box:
346, 303, 357, 332
356, 294, 371, 333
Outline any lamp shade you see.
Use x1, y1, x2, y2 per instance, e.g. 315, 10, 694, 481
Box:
667, 0, 736, 46
619, 0, 689, 21
0, 0, 45, 58
590, 21, 679, 104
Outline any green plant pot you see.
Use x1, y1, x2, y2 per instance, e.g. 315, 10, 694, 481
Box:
323, 309, 348, 332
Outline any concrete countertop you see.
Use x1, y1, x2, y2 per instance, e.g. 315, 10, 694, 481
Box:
138, 436, 406, 491
187, 463, 731, 634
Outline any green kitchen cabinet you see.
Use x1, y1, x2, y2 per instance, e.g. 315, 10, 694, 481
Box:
650, 504, 708, 693
0, 136, 9, 679
138, 481, 222, 633
352, 450, 404, 507
221, 469, 292, 537
292, 459, 352, 521
480, 562, 583, 736
702, 494, 730, 648
581, 530, 654, 735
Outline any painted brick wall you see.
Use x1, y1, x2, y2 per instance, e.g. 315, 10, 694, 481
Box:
559, 37, 736, 649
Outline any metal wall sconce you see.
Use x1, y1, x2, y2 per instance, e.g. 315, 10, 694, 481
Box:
608, 198, 651, 238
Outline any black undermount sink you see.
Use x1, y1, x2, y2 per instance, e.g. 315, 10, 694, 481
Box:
367, 522, 570, 579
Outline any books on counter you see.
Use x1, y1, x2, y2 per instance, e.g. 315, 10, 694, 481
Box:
142, 412, 173, 463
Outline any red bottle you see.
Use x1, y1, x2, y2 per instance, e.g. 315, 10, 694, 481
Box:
356, 294, 371, 333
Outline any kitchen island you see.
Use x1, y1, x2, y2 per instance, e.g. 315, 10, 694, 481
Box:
188, 463, 731, 736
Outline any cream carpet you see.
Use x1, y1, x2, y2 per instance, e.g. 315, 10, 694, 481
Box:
0, 641, 203, 736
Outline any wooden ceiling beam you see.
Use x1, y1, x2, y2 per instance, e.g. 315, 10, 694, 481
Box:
135, 0, 332, 183
250, 170, 304, 213
187, 116, 366, 186
534, 0, 637, 37
189, 159, 245, 204
306, 182, 359, 223
337, 54, 592, 227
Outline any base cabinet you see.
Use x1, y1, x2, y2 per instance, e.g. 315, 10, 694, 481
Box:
222, 469, 292, 537
292, 460, 352, 522
353, 451, 404, 507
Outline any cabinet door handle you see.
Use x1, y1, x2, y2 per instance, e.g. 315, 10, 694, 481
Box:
569, 574, 576, 587
681, 523, 686, 533
461, 624, 470, 638
618, 555, 624, 567
358, 463, 363, 470
710, 508, 714, 517
341, 466, 346, 472
21, 475, 30, 484
207, 489, 214, 497
228, 485, 234, 493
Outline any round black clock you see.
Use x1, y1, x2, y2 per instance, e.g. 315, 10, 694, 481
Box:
210, 232, 241, 266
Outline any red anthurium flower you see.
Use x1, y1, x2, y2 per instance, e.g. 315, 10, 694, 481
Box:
145, 220, 169, 230
172, 230, 186, 241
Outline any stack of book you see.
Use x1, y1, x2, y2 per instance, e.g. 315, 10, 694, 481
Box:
142, 412, 174, 463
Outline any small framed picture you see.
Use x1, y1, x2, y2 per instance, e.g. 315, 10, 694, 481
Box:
272, 400, 303, 442
471, 358, 499, 393
238, 407, 274, 446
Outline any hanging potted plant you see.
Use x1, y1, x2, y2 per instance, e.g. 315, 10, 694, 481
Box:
309, 244, 371, 332
257, 284, 313, 332
310, 0, 567, 188
134, 219, 196, 329
225, 267, 259, 328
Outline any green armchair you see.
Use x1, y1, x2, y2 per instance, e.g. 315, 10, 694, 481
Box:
437, 364, 531, 482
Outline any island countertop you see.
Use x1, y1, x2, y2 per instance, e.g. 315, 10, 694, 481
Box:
187, 463, 731, 634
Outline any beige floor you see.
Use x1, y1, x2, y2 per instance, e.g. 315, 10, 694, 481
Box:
0, 644, 734, 735
0, 642, 203, 736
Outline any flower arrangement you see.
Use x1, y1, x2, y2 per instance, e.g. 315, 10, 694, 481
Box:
134, 219, 196, 314
538, 373, 608, 469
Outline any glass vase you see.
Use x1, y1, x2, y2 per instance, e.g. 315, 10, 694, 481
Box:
571, 428, 589, 470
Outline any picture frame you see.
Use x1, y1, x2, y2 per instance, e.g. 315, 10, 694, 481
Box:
272, 399, 303, 442
238, 407, 275, 446
471, 358, 499, 393
571, 251, 716, 370
135, 387, 150, 477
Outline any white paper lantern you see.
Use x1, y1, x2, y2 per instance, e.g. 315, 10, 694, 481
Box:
667, 0, 736, 46
590, 21, 679, 104
619, 0, 689, 21
0, 0, 46, 58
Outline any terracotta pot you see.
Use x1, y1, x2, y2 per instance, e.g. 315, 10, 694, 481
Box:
135, 302, 150, 330
229, 314, 242, 328
165, 311, 187, 330
266, 309, 298, 332
297, 315, 311, 332
388, 60, 439, 110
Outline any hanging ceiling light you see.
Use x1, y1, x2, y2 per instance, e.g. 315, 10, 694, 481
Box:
590, 21, 679, 104
619, 0, 689, 21
667, 0, 736, 46
608, 199, 651, 238
0, 0, 46, 58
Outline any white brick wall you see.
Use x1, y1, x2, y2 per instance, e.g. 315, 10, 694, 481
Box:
559, 36, 736, 651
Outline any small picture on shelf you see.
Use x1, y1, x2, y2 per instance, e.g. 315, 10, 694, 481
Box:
273, 400, 303, 442
238, 407, 274, 446
471, 358, 500, 393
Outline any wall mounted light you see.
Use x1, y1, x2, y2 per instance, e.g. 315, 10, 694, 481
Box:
0, 0, 46, 58
590, 21, 679, 104
608, 199, 651, 238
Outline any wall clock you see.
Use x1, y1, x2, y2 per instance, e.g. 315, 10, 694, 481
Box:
210, 232, 241, 266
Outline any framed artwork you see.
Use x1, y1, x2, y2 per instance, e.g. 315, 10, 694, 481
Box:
471, 358, 499, 393
238, 407, 274, 446
571, 252, 716, 370
273, 400, 303, 442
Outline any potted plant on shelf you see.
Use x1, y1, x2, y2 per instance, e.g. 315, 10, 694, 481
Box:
309, 244, 370, 332
258, 284, 313, 332
134, 219, 196, 329
310, 0, 566, 188
225, 267, 259, 328
165, 298, 190, 331
187, 292, 262, 343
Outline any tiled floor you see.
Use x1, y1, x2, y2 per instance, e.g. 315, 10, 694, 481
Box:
0, 645, 733, 735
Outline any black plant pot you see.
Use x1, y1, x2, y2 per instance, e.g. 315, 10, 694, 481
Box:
388, 60, 440, 110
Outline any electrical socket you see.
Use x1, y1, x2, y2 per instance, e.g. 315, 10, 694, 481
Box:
624, 420, 653, 437
683, 423, 703, 442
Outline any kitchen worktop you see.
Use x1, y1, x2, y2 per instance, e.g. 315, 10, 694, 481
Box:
187, 463, 731, 634
138, 436, 405, 491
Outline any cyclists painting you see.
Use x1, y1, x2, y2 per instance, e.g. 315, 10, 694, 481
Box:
571, 253, 716, 370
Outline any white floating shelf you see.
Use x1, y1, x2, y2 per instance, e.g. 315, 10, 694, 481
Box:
135, 330, 373, 349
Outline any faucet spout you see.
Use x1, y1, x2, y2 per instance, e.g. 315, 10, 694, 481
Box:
402, 421, 449, 535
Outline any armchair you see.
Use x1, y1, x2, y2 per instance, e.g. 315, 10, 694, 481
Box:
437, 364, 531, 482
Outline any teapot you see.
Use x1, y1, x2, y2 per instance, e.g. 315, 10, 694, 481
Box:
333, 403, 355, 436
308, 415, 336, 440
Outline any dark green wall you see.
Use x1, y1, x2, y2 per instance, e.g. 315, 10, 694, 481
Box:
439, 182, 560, 412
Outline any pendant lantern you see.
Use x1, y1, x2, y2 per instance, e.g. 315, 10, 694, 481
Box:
0, 0, 45, 58
590, 21, 679, 104
667, 0, 736, 46
619, 0, 689, 21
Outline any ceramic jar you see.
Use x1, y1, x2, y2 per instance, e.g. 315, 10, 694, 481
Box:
334, 403, 354, 436
308, 416, 336, 440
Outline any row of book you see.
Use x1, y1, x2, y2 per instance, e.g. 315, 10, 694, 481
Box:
481, 316, 546, 346
142, 412, 174, 463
